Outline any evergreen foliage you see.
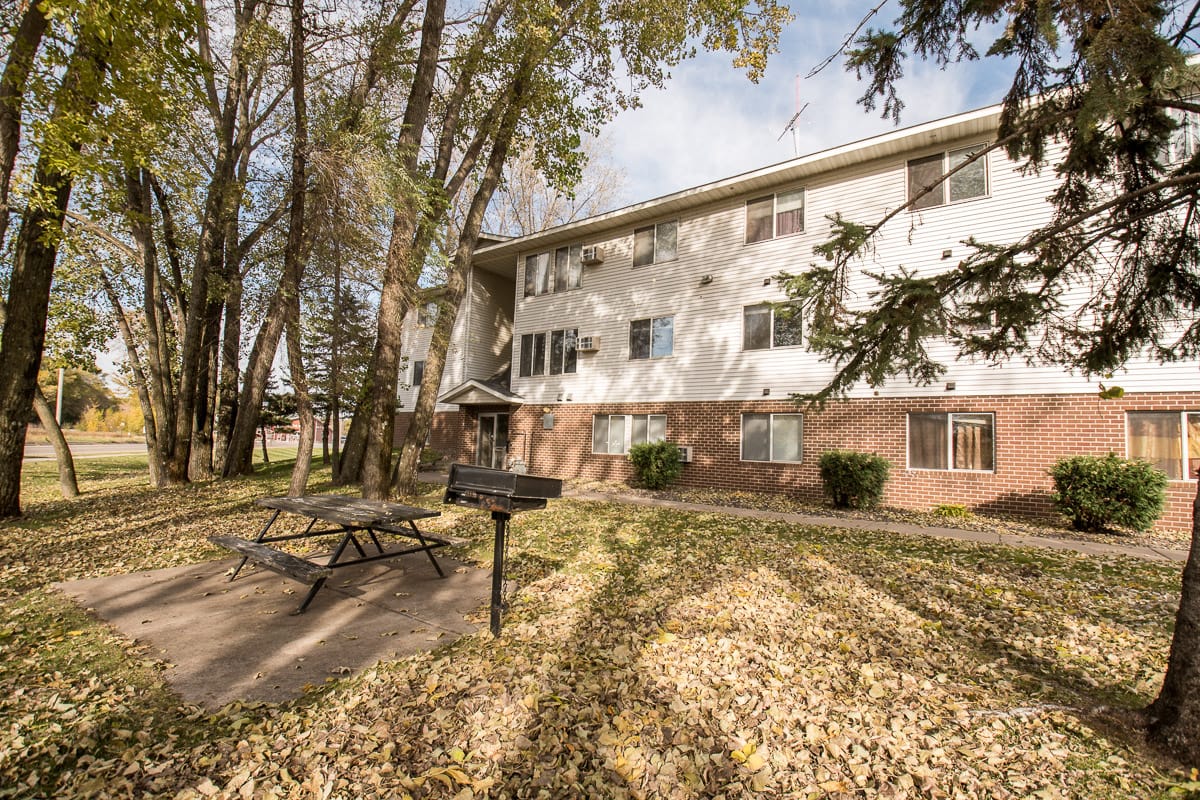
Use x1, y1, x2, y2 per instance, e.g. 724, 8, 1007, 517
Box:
628, 440, 683, 490
781, 4, 1200, 405
818, 449, 890, 509
1050, 454, 1168, 533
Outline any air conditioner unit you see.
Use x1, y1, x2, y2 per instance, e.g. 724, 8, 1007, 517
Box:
677, 445, 693, 463
577, 335, 600, 352
581, 245, 605, 265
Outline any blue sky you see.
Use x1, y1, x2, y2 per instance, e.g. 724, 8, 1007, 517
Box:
604, 5, 1016, 205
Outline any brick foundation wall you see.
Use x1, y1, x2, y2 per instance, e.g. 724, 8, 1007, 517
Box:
480, 392, 1198, 532
392, 411, 467, 459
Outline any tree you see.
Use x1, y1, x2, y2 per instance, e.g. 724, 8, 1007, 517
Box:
377, 0, 792, 498
782, 0, 1200, 765
484, 135, 625, 237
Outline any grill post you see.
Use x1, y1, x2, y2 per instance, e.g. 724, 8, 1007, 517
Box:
490, 510, 509, 637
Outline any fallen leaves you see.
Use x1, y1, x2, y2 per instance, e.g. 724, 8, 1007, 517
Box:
0, 462, 1187, 799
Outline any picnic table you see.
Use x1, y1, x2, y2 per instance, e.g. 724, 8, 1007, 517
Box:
209, 495, 456, 614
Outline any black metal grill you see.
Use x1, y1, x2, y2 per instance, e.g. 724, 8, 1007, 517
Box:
443, 463, 562, 635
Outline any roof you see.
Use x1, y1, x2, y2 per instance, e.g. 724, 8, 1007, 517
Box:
438, 378, 524, 407
471, 102, 1002, 275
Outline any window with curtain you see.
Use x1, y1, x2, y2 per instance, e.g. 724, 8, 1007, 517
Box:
743, 303, 803, 350
632, 221, 678, 266
592, 414, 667, 454
519, 329, 577, 377
1128, 411, 1199, 480
908, 412, 994, 471
740, 413, 803, 462
745, 189, 805, 243
524, 246, 583, 297
908, 144, 988, 210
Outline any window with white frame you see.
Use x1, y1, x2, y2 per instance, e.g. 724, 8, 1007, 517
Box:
632, 220, 678, 266
417, 302, 438, 328
743, 302, 803, 350
907, 144, 988, 210
592, 414, 667, 455
523, 245, 584, 298
519, 329, 577, 377
908, 412, 994, 471
745, 188, 805, 243
741, 413, 803, 462
1128, 411, 1200, 480
630, 316, 674, 359
1167, 103, 1200, 163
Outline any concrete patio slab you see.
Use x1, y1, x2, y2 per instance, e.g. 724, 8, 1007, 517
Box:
55, 550, 492, 709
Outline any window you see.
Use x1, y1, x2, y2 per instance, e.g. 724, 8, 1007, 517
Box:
410, 360, 425, 387
632, 220, 678, 266
630, 316, 674, 359
554, 245, 584, 292
523, 252, 550, 297
743, 303, 803, 350
592, 414, 667, 454
417, 302, 438, 328
523, 246, 583, 298
1128, 411, 1200, 480
745, 188, 805, 243
908, 144, 988, 210
519, 329, 577, 377
908, 412, 994, 471
741, 413, 803, 462
1167, 105, 1200, 163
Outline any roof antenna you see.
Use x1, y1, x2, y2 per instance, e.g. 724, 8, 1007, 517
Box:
777, 75, 808, 157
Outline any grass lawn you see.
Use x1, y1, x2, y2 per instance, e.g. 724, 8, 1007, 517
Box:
0, 456, 1196, 799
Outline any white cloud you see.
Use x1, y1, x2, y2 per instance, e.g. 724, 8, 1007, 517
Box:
604, 12, 1014, 206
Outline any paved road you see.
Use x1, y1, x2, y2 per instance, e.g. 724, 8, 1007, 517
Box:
24, 442, 148, 461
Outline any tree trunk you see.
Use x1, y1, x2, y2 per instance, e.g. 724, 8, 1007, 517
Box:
321, 408, 330, 465
358, 0, 447, 500
172, 0, 261, 484
127, 169, 176, 478
394, 91, 522, 497
99, 270, 165, 485
31, 386, 78, 499
0, 1, 48, 250
213, 268, 242, 475
260, 427, 270, 464
283, 0, 312, 498
335, 391, 369, 484
189, 304, 222, 479
0, 33, 108, 518
1147, 479, 1200, 765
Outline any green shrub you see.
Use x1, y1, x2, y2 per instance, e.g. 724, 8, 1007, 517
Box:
1049, 453, 1167, 533
628, 440, 683, 490
818, 450, 890, 509
933, 503, 973, 520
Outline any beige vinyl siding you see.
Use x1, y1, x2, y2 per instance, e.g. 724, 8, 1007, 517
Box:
508, 135, 1197, 405
464, 268, 514, 381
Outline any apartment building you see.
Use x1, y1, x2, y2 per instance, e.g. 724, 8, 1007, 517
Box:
396, 103, 1200, 529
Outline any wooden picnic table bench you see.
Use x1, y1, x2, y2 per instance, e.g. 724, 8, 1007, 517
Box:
209, 494, 460, 614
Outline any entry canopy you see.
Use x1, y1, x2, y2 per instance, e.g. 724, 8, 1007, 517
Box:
437, 379, 524, 407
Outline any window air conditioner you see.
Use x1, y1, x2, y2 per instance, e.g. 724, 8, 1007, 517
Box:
677, 445, 693, 463
577, 335, 600, 352
581, 245, 605, 265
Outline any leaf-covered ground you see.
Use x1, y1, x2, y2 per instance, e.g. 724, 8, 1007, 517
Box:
1, 458, 1196, 799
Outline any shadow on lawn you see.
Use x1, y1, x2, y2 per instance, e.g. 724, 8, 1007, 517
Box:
485, 505, 1171, 796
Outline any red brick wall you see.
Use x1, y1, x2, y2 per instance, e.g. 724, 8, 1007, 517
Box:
481, 393, 1198, 531
392, 411, 467, 459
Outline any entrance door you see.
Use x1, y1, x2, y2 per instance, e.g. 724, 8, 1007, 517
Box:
477, 412, 509, 470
